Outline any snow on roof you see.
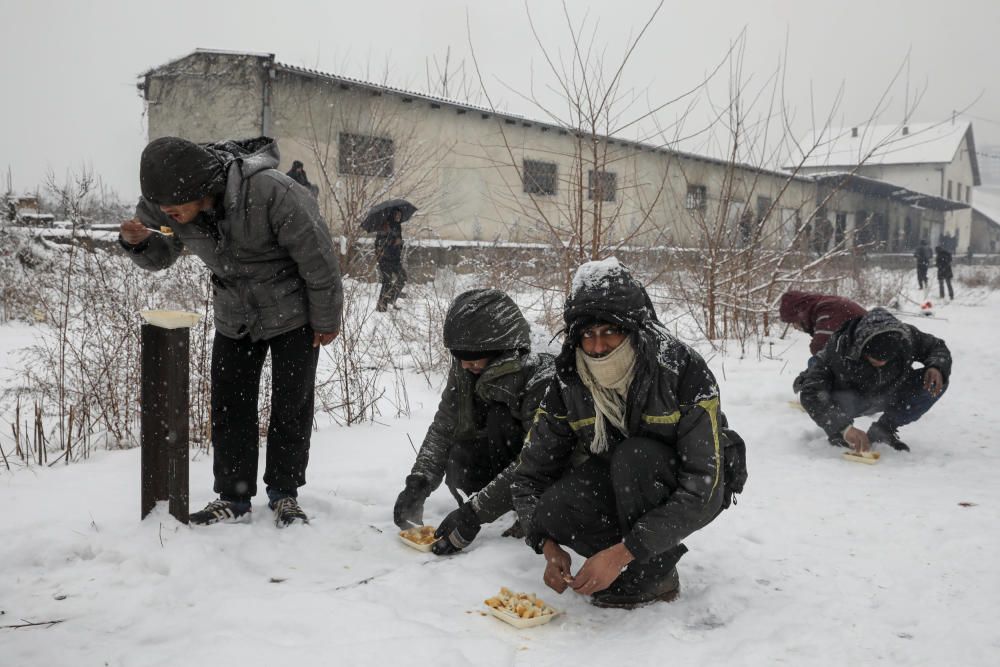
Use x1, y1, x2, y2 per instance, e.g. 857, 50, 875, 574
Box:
571, 257, 624, 296
972, 186, 1000, 228
788, 119, 975, 171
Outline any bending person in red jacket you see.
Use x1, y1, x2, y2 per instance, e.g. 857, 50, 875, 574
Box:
779, 290, 866, 392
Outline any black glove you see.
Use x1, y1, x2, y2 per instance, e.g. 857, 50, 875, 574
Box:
432, 502, 481, 555
393, 474, 430, 529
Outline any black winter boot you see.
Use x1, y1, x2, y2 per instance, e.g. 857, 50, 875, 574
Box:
591, 545, 686, 609
868, 420, 910, 451
827, 434, 850, 448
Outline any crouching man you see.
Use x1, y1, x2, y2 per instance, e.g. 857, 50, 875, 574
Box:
512, 259, 746, 609
393, 289, 553, 555
778, 290, 866, 392
799, 307, 950, 452
120, 136, 342, 527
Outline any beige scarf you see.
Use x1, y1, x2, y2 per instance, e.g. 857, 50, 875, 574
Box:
576, 339, 637, 454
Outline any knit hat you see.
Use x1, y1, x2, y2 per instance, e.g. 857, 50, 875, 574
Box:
862, 332, 904, 362
140, 137, 227, 205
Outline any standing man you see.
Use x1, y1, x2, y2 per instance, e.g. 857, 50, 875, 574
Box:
512, 259, 746, 609
914, 239, 932, 290
935, 244, 955, 301
119, 136, 342, 527
798, 307, 950, 452
374, 209, 406, 312
286, 160, 319, 197
778, 290, 867, 392
393, 289, 553, 554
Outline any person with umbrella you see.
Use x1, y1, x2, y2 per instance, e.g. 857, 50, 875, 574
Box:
364, 199, 416, 312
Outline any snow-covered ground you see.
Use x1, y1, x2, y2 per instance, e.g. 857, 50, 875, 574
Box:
1, 286, 998, 666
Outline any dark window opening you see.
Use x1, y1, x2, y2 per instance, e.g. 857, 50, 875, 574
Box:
338, 133, 394, 177
522, 160, 558, 196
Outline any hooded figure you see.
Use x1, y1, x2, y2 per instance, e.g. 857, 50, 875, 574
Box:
119, 136, 343, 528
935, 245, 955, 300
779, 291, 867, 357
511, 258, 746, 609
393, 289, 554, 555
798, 307, 951, 452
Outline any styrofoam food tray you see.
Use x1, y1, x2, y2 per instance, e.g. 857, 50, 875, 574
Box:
486, 604, 560, 628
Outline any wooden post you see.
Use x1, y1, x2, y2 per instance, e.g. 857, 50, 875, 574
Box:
140, 320, 192, 523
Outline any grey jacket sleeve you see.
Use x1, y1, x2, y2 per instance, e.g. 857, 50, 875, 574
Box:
269, 182, 343, 334
409, 365, 461, 491
622, 351, 725, 561
470, 361, 554, 524
119, 199, 185, 271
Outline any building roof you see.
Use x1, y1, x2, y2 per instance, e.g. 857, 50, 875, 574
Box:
811, 172, 969, 212
787, 120, 980, 184
141, 48, 812, 184
972, 186, 1000, 229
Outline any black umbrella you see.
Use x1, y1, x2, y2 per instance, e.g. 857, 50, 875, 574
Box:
361, 198, 418, 232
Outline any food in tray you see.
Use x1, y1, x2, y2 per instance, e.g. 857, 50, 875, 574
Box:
399, 525, 437, 545
484, 587, 557, 620
842, 450, 881, 464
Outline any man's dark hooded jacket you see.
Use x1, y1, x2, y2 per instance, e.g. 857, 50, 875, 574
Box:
779, 291, 867, 356
409, 289, 554, 523
799, 307, 952, 437
511, 261, 746, 562
123, 137, 342, 341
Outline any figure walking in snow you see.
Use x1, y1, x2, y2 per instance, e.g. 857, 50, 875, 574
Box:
119, 136, 342, 527
511, 259, 746, 609
914, 239, 933, 290
393, 289, 554, 554
798, 307, 950, 453
935, 244, 955, 300
374, 209, 407, 312
778, 290, 867, 392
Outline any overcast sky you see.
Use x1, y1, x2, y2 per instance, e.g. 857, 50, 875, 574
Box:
1, 0, 998, 200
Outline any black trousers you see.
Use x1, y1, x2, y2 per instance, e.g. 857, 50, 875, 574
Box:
377, 263, 406, 309
533, 437, 682, 561
211, 325, 319, 502
939, 276, 954, 299
444, 404, 523, 505
916, 264, 929, 289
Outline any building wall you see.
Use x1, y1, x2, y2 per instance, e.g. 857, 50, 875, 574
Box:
142, 51, 928, 254
971, 210, 1000, 253
142, 52, 268, 143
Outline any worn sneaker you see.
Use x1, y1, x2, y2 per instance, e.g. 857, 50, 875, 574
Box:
270, 496, 309, 527
868, 421, 910, 451
189, 498, 252, 525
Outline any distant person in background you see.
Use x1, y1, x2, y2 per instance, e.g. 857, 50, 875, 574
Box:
778, 290, 867, 392
374, 209, 406, 312
914, 239, 932, 290
935, 244, 954, 300
286, 160, 318, 197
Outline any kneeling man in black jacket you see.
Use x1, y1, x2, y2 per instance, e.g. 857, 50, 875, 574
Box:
798, 307, 951, 452
512, 259, 746, 609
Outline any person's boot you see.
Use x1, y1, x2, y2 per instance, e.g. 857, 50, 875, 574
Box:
269, 496, 309, 527
591, 545, 686, 609
867, 419, 910, 452
189, 498, 252, 525
827, 434, 850, 448
501, 519, 524, 539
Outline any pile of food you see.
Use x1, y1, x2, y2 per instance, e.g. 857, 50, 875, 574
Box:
484, 587, 556, 619
399, 525, 437, 546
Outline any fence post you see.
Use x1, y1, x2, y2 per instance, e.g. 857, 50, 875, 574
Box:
140, 311, 199, 523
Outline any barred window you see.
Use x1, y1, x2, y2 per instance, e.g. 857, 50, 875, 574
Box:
685, 184, 707, 210
588, 170, 616, 202
338, 132, 394, 177
756, 195, 773, 222
523, 160, 557, 196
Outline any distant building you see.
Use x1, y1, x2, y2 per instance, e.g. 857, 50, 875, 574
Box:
971, 186, 1000, 253
790, 120, 980, 253
137, 49, 962, 254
